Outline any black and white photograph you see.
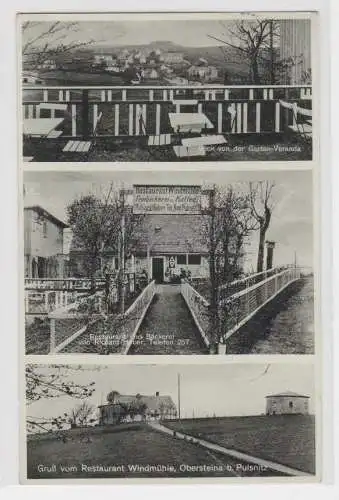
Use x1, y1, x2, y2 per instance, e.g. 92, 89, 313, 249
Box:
20, 12, 314, 163
24, 362, 316, 481
23, 170, 314, 356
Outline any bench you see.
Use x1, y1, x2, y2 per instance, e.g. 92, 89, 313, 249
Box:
62, 112, 103, 156
181, 135, 227, 147
148, 134, 172, 146
173, 145, 206, 158
279, 100, 312, 139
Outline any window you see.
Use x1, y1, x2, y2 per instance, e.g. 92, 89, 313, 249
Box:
289, 401, 294, 409
176, 255, 187, 265
188, 254, 201, 265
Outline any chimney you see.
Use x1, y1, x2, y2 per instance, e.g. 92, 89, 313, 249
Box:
155, 391, 159, 397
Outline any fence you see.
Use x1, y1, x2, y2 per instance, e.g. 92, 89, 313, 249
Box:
122, 280, 156, 353
180, 281, 211, 347
48, 279, 155, 354
220, 267, 301, 340
25, 277, 105, 291
25, 289, 86, 315
218, 266, 286, 301
49, 291, 105, 353
22, 84, 312, 139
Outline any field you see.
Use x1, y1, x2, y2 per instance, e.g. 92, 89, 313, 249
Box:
165, 415, 316, 474
27, 423, 262, 479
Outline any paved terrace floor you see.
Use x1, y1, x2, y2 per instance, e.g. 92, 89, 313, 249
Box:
128, 284, 208, 355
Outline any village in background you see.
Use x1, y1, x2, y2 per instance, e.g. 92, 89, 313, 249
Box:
21, 17, 313, 162
25, 363, 316, 479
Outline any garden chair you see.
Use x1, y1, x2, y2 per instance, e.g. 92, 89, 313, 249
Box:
62, 111, 103, 157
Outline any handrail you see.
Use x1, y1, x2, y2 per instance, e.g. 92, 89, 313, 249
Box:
22, 84, 313, 90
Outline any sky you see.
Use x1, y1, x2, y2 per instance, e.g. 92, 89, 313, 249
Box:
26, 362, 315, 422
23, 170, 314, 269
21, 17, 310, 50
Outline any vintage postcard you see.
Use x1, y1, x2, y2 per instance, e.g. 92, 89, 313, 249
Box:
18, 9, 322, 488
19, 12, 316, 163
23, 170, 315, 356
21, 361, 318, 483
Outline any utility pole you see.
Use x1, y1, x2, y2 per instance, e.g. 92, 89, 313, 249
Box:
177, 373, 181, 420
119, 188, 126, 314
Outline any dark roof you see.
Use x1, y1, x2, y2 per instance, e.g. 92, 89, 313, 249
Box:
24, 205, 68, 228
98, 394, 176, 412
266, 390, 309, 398
134, 214, 208, 254
70, 214, 209, 255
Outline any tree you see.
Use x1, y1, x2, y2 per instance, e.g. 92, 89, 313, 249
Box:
26, 364, 96, 433
208, 19, 279, 84
67, 184, 143, 296
107, 390, 120, 403
69, 400, 96, 427
203, 186, 258, 344
249, 181, 276, 273
22, 21, 96, 70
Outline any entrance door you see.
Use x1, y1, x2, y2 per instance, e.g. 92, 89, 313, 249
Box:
152, 257, 164, 283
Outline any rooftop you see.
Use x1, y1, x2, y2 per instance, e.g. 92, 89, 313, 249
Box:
98, 394, 176, 412
24, 205, 68, 228
266, 390, 310, 398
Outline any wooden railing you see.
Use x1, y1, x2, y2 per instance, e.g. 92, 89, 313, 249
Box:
22, 84, 312, 138
220, 267, 302, 340
48, 279, 155, 354
180, 281, 211, 347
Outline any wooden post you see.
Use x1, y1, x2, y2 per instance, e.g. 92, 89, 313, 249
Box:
236, 103, 242, 133
50, 318, 56, 353
135, 104, 140, 136
275, 102, 280, 133
249, 88, 254, 100
71, 104, 77, 136
243, 103, 248, 133
93, 104, 98, 133
256, 102, 261, 133
218, 103, 222, 133
149, 89, 154, 101
122, 89, 127, 101
129, 104, 134, 135
81, 89, 90, 139
155, 104, 161, 135
115, 104, 120, 136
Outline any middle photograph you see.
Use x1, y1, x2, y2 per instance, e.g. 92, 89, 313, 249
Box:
23, 169, 314, 356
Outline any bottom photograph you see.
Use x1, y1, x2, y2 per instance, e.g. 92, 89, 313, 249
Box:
23, 362, 317, 482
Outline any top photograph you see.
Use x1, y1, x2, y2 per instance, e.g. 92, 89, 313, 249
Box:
19, 12, 315, 163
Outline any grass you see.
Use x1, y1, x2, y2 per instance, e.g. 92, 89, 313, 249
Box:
27, 424, 248, 479
165, 415, 316, 474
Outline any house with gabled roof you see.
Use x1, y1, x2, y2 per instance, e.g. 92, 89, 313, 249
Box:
24, 205, 69, 279
98, 391, 177, 424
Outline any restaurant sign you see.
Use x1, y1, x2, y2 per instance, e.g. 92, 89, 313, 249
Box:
133, 185, 202, 214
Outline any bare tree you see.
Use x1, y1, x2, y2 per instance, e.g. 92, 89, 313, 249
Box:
26, 364, 97, 434
208, 19, 279, 84
107, 390, 121, 403
69, 400, 96, 427
67, 183, 143, 296
22, 21, 96, 70
249, 181, 276, 273
203, 185, 258, 348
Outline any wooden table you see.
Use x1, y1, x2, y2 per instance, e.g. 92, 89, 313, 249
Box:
23, 118, 64, 137
169, 113, 213, 133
